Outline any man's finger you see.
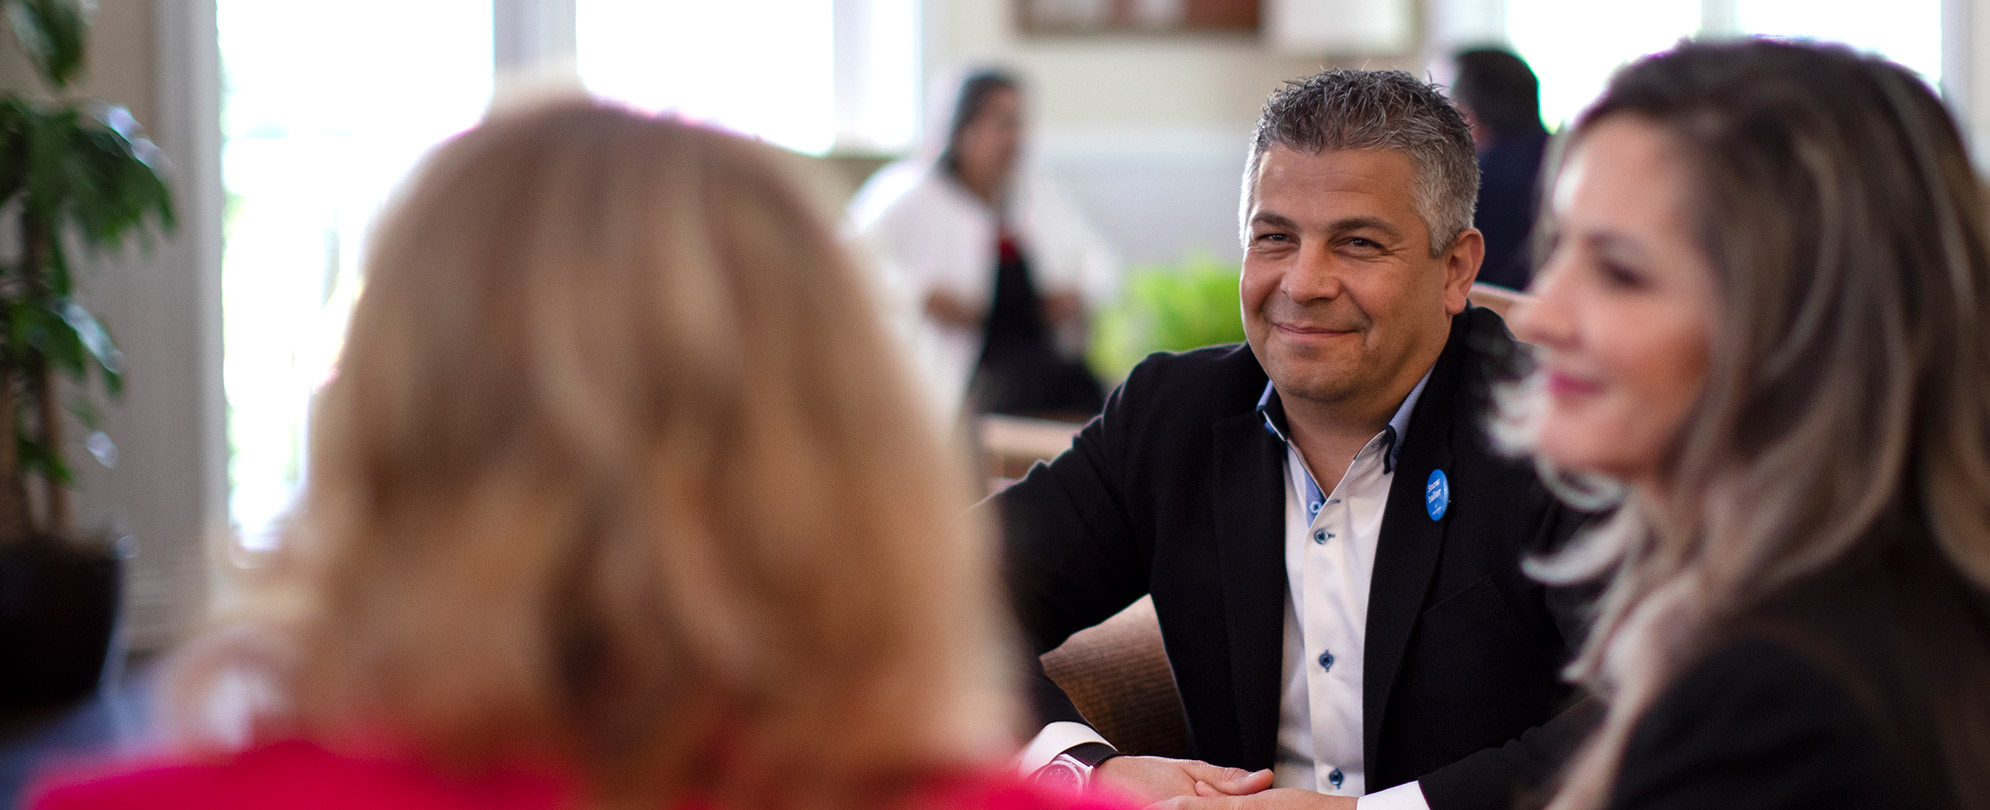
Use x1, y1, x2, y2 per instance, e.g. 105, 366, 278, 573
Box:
1179, 761, 1273, 795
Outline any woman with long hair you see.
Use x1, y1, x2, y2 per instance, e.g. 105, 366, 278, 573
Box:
29, 100, 1130, 810
1510, 39, 1990, 809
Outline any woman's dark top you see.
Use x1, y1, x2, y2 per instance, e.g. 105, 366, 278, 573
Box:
1608, 529, 1990, 810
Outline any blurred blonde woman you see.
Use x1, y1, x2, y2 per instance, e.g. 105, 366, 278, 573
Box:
30, 100, 1133, 810
1511, 40, 1990, 810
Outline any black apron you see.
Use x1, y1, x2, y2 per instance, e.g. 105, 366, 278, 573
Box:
969, 225, 1105, 418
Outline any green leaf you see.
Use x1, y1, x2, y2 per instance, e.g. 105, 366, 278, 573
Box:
0, 95, 30, 203
4, 0, 86, 90
91, 103, 175, 232
65, 394, 97, 431
0, 299, 122, 397
43, 219, 69, 296
58, 300, 118, 396
16, 432, 71, 485
8, 300, 81, 390
21, 104, 71, 222
56, 104, 175, 251
27, 302, 84, 379
10, 301, 34, 355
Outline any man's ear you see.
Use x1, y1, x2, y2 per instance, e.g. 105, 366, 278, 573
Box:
1441, 228, 1484, 315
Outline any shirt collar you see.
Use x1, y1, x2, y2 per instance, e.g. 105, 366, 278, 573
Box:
1256, 370, 1432, 474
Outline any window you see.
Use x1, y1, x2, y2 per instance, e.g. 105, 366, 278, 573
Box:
219, 0, 494, 550
219, 0, 919, 552
1506, 0, 1943, 128
1734, 0, 1941, 82
1506, 0, 1700, 128
577, 0, 836, 154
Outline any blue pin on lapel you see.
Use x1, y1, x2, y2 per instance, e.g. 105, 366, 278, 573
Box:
1425, 469, 1450, 521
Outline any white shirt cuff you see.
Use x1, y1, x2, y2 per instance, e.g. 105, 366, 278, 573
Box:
1014, 721, 1113, 776
1355, 781, 1430, 810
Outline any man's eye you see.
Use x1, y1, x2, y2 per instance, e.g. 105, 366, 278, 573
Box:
1253, 233, 1290, 244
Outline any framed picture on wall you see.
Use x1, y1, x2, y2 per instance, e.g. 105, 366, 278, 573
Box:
1019, 0, 1259, 35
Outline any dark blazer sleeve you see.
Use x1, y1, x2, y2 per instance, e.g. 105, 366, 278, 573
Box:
1418, 695, 1602, 810
982, 357, 1159, 728
1605, 639, 1890, 810
1417, 499, 1603, 810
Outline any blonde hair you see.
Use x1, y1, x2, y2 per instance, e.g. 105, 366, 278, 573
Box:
184, 100, 1016, 807
1507, 40, 1990, 810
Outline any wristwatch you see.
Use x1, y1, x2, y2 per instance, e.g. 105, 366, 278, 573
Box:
1030, 742, 1121, 791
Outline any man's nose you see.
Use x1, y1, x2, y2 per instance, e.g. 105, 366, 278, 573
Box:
1281, 243, 1345, 302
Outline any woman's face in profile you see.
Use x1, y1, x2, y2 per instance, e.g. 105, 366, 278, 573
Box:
1515, 116, 1717, 487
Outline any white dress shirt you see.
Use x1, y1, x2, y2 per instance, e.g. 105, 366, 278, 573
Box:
1018, 374, 1434, 810
1263, 375, 1429, 810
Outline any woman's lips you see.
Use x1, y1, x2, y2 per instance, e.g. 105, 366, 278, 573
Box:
1545, 370, 1605, 398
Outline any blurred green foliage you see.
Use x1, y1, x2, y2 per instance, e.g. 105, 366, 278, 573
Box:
1088, 254, 1245, 384
0, 0, 174, 539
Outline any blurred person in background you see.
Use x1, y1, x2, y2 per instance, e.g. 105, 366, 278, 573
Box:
1450, 48, 1549, 291
850, 68, 1119, 423
28, 100, 1136, 810
1511, 39, 1990, 810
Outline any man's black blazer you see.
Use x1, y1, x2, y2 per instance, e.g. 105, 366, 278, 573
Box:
992, 307, 1592, 810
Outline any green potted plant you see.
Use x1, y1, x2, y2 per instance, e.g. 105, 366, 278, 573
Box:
0, 0, 173, 707
1087, 253, 1246, 384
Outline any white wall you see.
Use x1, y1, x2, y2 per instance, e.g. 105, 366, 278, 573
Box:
1953, 0, 1990, 166
929, 2, 1354, 132
923, 0, 1425, 266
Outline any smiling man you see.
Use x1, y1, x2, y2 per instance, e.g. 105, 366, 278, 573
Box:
994, 70, 1595, 810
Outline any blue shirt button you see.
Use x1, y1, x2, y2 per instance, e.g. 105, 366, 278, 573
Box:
1318, 650, 1334, 671
1328, 768, 1344, 789
1308, 501, 1321, 515
1313, 529, 1327, 544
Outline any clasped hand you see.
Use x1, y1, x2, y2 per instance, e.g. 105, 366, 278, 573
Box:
1092, 756, 1356, 810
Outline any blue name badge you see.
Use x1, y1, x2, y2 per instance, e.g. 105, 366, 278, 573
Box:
1425, 469, 1450, 521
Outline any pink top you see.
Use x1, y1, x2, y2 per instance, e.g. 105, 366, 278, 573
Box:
27, 739, 1136, 810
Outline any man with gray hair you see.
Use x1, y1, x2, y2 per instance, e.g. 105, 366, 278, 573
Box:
992, 69, 1591, 810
